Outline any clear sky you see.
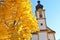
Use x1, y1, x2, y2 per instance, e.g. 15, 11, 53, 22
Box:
31, 0, 60, 40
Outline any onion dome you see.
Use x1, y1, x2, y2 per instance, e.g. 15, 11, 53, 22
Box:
36, 0, 43, 10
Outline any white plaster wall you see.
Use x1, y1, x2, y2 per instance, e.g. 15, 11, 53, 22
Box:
38, 19, 46, 30
36, 11, 40, 19
39, 32, 48, 40
42, 11, 45, 18
32, 34, 38, 40
48, 34, 55, 40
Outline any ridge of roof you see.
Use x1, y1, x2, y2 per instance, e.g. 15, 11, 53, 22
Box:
46, 26, 56, 33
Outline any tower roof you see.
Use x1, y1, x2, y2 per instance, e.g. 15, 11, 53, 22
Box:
36, 0, 43, 10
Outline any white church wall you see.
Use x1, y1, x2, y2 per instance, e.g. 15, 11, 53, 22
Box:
48, 33, 55, 40
32, 34, 38, 40
36, 11, 40, 19
39, 32, 48, 40
40, 11, 45, 18
38, 19, 46, 30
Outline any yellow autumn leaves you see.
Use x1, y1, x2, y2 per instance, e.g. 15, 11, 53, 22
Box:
0, 0, 39, 40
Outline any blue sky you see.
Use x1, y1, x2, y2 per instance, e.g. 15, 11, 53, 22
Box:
31, 0, 60, 40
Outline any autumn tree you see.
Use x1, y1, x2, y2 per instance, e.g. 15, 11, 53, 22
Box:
0, 0, 39, 40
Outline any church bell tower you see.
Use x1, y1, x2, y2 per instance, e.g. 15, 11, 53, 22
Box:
35, 0, 47, 30
32, 0, 56, 40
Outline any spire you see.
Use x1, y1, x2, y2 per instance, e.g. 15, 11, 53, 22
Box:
36, 0, 43, 10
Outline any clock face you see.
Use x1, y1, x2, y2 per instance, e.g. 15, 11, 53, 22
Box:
40, 23, 43, 26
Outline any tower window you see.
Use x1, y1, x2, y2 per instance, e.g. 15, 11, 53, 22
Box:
40, 23, 43, 26
39, 14, 42, 18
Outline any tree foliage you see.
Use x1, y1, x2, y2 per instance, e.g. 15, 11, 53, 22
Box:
0, 0, 39, 40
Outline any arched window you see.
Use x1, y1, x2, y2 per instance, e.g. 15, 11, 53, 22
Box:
39, 14, 42, 18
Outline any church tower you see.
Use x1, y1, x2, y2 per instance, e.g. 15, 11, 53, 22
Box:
35, 0, 48, 40
32, 0, 56, 40
35, 0, 47, 30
